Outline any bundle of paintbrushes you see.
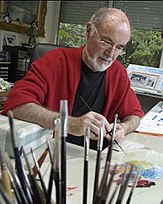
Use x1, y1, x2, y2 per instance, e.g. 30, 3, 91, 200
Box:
0, 100, 140, 204
0, 110, 54, 204
88, 114, 140, 204
0, 99, 68, 204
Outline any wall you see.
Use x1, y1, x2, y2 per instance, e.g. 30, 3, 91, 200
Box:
160, 51, 163, 69
39, 1, 61, 44
0, 1, 60, 51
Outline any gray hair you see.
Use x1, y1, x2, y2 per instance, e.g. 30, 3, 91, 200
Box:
90, 7, 132, 32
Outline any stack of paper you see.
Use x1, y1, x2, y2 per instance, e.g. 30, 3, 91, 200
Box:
136, 101, 163, 136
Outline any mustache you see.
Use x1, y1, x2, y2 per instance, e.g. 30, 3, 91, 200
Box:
101, 55, 112, 62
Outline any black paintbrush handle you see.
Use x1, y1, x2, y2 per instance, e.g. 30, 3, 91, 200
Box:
54, 171, 60, 204
46, 168, 54, 204
61, 136, 66, 204
14, 148, 33, 204
93, 150, 101, 203
31, 148, 47, 196
60, 100, 68, 204
83, 160, 88, 204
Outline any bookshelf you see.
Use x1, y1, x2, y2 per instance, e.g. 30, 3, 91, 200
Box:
3, 45, 32, 82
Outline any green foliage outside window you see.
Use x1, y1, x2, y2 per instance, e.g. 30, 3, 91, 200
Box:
121, 29, 163, 68
58, 23, 86, 47
58, 22, 163, 68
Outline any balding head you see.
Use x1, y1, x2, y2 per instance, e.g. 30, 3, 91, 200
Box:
90, 7, 132, 38
83, 7, 132, 72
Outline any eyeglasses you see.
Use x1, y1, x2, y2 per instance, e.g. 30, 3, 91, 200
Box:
94, 26, 126, 55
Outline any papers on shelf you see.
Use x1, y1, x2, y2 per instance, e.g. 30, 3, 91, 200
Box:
136, 101, 163, 136
132, 87, 163, 97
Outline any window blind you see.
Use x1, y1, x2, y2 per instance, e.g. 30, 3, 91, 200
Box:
60, 1, 163, 31
60, 1, 109, 25
113, 1, 163, 31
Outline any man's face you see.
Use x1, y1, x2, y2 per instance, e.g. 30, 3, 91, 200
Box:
83, 21, 131, 72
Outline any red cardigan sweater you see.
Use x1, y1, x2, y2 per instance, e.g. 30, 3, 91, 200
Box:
2, 46, 144, 122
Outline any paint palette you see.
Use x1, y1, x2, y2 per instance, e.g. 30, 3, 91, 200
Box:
110, 149, 163, 187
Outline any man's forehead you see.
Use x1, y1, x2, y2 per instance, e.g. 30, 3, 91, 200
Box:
97, 22, 131, 45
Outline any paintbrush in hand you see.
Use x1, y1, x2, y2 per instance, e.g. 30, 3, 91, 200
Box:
80, 96, 126, 155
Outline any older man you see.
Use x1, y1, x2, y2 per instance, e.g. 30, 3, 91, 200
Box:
2, 8, 144, 150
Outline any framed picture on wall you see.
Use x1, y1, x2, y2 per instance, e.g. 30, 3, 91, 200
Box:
0, 1, 47, 37
5, 35, 16, 46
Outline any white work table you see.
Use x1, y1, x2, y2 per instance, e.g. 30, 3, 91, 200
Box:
31, 132, 163, 204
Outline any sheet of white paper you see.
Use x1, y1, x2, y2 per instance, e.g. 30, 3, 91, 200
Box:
136, 101, 163, 135
102, 140, 145, 154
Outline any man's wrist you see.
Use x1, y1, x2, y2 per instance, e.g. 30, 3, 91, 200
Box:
119, 123, 126, 135
53, 114, 60, 127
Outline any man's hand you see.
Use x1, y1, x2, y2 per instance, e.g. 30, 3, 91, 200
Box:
105, 123, 125, 142
68, 111, 112, 140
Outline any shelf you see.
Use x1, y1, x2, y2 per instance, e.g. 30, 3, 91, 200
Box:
3, 45, 32, 82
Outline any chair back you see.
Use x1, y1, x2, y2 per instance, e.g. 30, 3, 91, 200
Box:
29, 43, 60, 68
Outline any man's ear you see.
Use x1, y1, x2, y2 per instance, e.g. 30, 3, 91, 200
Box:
86, 21, 93, 39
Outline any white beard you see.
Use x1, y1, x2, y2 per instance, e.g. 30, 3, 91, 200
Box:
85, 46, 112, 72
